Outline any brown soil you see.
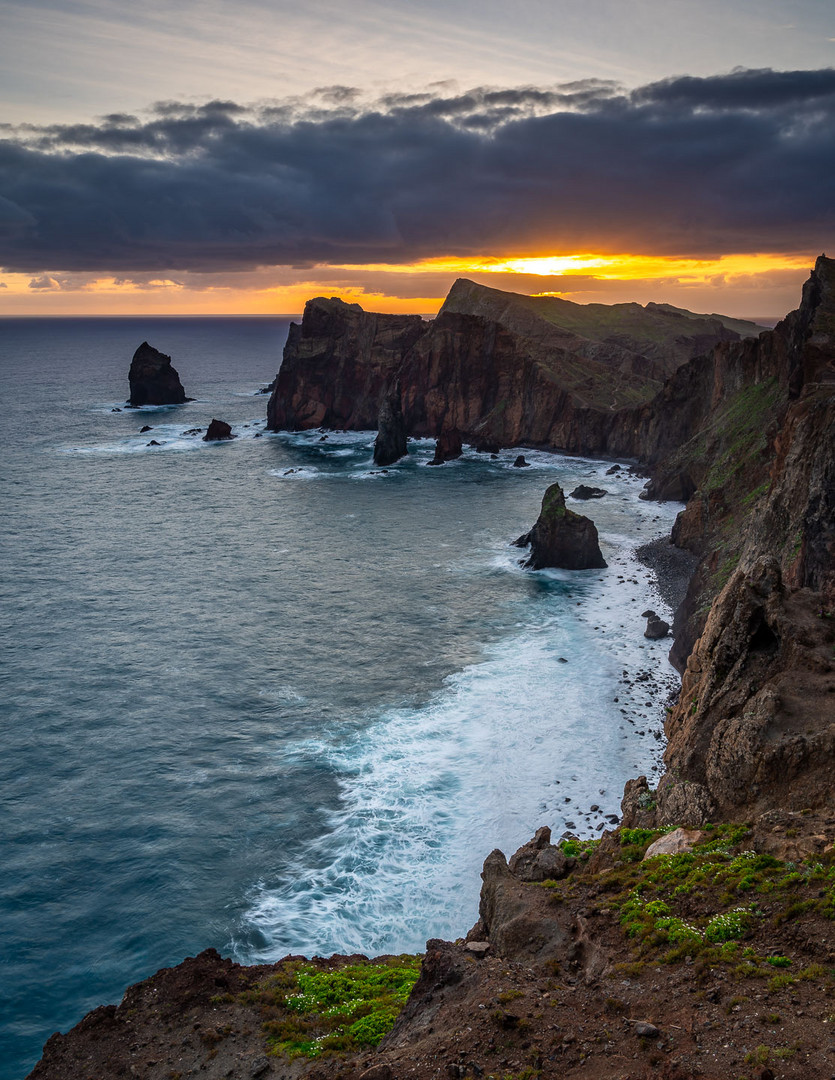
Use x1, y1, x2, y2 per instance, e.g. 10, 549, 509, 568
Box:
28, 827, 835, 1080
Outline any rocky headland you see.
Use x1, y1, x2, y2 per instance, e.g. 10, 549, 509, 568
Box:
128, 342, 190, 406
31, 259, 835, 1079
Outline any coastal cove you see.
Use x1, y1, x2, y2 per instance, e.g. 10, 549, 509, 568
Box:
0, 318, 680, 1080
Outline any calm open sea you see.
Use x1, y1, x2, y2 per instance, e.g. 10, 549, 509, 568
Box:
0, 317, 680, 1079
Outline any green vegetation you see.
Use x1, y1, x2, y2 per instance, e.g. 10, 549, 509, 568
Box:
240, 955, 422, 1058
543, 824, 835, 988
558, 837, 601, 859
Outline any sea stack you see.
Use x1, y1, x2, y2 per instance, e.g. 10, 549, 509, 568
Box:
428, 428, 463, 466
128, 342, 188, 406
373, 380, 408, 465
203, 419, 235, 441
515, 482, 607, 570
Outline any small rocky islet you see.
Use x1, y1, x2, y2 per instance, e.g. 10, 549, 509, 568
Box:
37, 258, 835, 1078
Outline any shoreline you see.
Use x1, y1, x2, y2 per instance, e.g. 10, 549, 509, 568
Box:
635, 533, 698, 615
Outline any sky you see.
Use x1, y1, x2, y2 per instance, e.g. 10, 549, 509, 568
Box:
1, 0, 834, 317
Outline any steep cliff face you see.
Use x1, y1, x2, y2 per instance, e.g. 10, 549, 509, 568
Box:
623, 256, 835, 826
266, 280, 755, 447
266, 298, 426, 431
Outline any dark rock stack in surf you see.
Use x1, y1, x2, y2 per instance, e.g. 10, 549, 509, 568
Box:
427, 429, 463, 466
569, 485, 607, 499
203, 419, 235, 441
515, 482, 607, 570
127, 342, 189, 406
373, 380, 408, 465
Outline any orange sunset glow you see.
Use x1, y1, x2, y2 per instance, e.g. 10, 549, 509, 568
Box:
0, 251, 816, 318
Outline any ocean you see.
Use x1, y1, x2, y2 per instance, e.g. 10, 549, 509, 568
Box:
0, 316, 680, 1079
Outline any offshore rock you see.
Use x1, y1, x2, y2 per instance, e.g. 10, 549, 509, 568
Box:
128, 342, 188, 406
644, 615, 670, 639
515, 483, 607, 570
373, 379, 407, 465
428, 428, 463, 466
512, 455, 530, 467
203, 419, 234, 441
569, 484, 607, 499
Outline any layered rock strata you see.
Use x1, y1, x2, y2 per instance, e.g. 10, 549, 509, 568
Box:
266, 280, 759, 452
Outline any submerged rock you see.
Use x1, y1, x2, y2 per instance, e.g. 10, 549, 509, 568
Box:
428, 428, 463, 466
203, 419, 235, 441
128, 342, 189, 406
515, 482, 607, 570
374, 380, 408, 465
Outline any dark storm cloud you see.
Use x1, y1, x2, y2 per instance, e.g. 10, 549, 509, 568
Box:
1, 68, 833, 274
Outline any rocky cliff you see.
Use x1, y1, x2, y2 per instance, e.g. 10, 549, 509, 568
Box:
266, 280, 760, 451
622, 255, 835, 828
266, 299, 426, 431
28, 261, 835, 1080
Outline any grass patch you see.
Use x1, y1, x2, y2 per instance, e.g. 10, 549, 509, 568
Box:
242, 955, 422, 1058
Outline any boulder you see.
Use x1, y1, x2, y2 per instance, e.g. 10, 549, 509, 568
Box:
128, 342, 189, 406
507, 826, 569, 881
373, 380, 408, 465
643, 827, 705, 859
203, 419, 235, 441
569, 485, 607, 499
428, 428, 463, 466
515, 483, 607, 570
644, 615, 670, 639
512, 455, 530, 468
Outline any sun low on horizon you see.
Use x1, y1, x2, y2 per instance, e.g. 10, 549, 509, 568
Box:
1, 2, 833, 321
0, 251, 820, 321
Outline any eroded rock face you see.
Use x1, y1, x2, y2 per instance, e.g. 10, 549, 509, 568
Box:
266, 298, 427, 431
654, 557, 835, 824
428, 429, 463, 466
128, 342, 188, 406
374, 380, 408, 465
477, 849, 567, 963
506, 826, 569, 881
515, 483, 607, 570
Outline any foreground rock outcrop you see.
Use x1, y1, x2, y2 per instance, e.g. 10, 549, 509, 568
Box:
30, 824, 835, 1080
128, 342, 189, 406
515, 482, 607, 570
